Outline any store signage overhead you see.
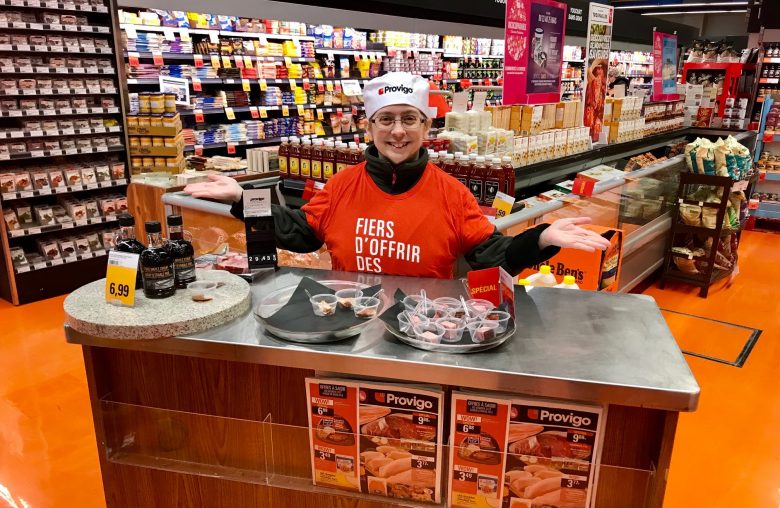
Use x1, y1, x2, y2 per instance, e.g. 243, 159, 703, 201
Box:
652, 31, 681, 102
502, 0, 567, 105
583, 2, 613, 143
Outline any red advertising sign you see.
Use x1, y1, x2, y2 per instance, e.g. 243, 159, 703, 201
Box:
652, 31, 681, 102
583, 2, 614, 142
503, 0, 567, 105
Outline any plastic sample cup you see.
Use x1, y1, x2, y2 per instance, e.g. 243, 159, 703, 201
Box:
187, 281, 217, 301
413, 322, 445, 345
309, 294, 338, 316
398, 311, 429, 336
335, 288, 362, 309
483, 310, 511, 334
352, 296, 380, 319
435, 317, 467, 342
466, 320, 500, 344
433, 296, 462, 311
466, 298, 495, 316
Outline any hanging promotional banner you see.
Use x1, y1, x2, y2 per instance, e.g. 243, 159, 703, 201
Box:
583, 2, 614, 142
652, 31, 681, 101
503, 0, 567, 105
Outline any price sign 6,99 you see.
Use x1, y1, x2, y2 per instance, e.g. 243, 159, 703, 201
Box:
105, 251, 139, 306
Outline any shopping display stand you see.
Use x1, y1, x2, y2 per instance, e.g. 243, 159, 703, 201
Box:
748, 95, 780, 230
660, 172, 735, 297
681, 62, 757, 119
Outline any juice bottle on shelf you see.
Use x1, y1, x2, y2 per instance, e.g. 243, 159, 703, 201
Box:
358, 143, 368, 163
484, 158, 505, 207
501, 156, 515, 196
310, 139, 324, 182
300, 138, 312, 180
441, 153, 456, 175
452, 155, 471, 188
526, 265, 558, 287
335, 143, 349, 173
429, 151, 439, 166
469, 156, 487, 205
166, 215, 196, 289
140, 221, 176, 299
348, 142, 361, 165
322, 141, 336, 181
554, 275, 580, 290
277, 137, 290, 178
288, 137, 301, 180
114, 214, 145, 289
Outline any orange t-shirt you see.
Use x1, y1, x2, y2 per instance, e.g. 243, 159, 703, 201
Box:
302, 162, 494, 279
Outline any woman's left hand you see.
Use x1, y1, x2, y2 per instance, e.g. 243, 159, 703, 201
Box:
538, 217, 612, 252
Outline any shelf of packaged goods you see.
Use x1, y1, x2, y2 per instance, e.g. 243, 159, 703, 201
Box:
314, 48, 386, 57
0, 65, 115, 75
123, 52, 315, 63
2, 178, 128, 201
127, 77, 368, 87
759, 78, 779, 84
441, 79, 503, 86
8, 214, 119, 239
182, 104, 364, 117
219, 30, 315, 42
762, 172, 780, 181
0, 144, 124, 162
443, 54, 504, 59
185, 131, 365, 152
0, 44, 113, 55
0, 87, 117, 96
564, 59, 585, 63
119, 23, 216, 36
752, 201, 780, 219
14, 248, 107, 274
762, 57, 780, 63
0, 1, 109, 13
0, 126, 122, 139
0, 21, 110, 33
0, 106, 120, 117
670, 250, 710, 262
386, 47, 444, 53
673, 223, 737, 237
676, 198, 721, 209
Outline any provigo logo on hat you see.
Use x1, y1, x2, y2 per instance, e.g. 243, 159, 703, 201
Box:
364, 72, 430, 119
378, 85, 414, 95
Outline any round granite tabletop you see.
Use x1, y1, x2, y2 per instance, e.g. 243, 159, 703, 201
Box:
64, 269, 251, 340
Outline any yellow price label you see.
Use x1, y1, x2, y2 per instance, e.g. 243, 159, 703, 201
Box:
284, 56, 292, 66
297, 104, 305, 116
210, 54, 220, 68
259, 107, 268, 118
326, 81, 334, 91
221, 55, 232, 68
314, 68, 323, 79
244, 55, 253, 68
491, 191, 515, 218
242, 79, 251, 91
289, 78, 297, 89
225, 107, 236, 120
104, 251, 139, 307
259, 78, 268, 91
317, 109, 324, 120
282, 105, 290, 117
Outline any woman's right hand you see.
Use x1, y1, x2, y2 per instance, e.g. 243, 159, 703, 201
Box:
183, 174, 244, 203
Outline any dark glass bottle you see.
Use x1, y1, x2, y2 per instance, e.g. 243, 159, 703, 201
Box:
140, 221, 176, 299
166, 215, 196, 289
114, 214, 145, 289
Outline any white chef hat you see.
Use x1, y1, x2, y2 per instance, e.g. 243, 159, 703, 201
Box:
363, 72, 430, 120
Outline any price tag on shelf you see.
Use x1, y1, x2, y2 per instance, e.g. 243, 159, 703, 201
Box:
243, 55, 253, 68
192, 77, 202, 91
221, 55, 232, 69
51, 258, 64, 266
30, 150, 44, 158
210, 54, 220, 68
284, 56, 292, 67
326, 81, 334, 91
289, 78, 297, 89
227, 142, 237, 154
297, 104, 305, 116
128, 51, 140, 67
354, 53, 361, 61
351, 105, 358, 116
234, 55, 244, 68
369, 52, 377, 62
249, 106, 259, 119
316, 109, 324, 120
748, 198, 760, 210
224, 78, 235, 84
194, 109, 205, 123
282, 105, 290, 117
152, 51, 164, 66
317, 81, 325, 92
163, 27, 176, 41
224, 107, 236, 120
334, 81, 342, 92
104, 251, 138, 307
193, 54, 203, 68
353, 134, 360, 145
302, 78, 310, 90
259, 107, 268, 119
20, 191, 34, 198
242, 79, 251, 92
259, 78, 267, 91
209, 31, 219, 44
179, 28, 191, 42
194, 144, 203, 156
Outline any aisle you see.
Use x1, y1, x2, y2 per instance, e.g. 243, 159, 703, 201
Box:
0, 230, 776, 508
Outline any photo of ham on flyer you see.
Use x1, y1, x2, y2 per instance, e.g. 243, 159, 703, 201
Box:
503, 399, 605, 508
306, 378, 361, 492
448, 392, 512, 508
358, 382, 444, 503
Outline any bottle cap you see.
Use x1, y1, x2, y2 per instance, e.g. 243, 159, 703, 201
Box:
145, 221, 162, 233
540, 265, 552, 275
118, 214, 135, 227
492, 158, 502, 164
281, 136, 289, 142
167, 215, 183, 226
476, 156, 485, 163
445, 153, 454, 159
564, 275, 576, 285
517, 278, 530, 286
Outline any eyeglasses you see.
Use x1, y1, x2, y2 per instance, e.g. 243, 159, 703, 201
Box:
370, 114, 427, 130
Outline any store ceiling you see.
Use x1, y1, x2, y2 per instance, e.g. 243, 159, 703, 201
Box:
609, 0, 749, 16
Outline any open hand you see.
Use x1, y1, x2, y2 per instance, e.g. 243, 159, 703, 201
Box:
538, 217, 612, 252
183, 174, 243, 203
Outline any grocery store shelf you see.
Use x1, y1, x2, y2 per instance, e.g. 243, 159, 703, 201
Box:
0, 65, 115, 75
123, 51, 315, 63
0, 43, 113, 54
0, 21, 109, 34
0, 106, 120, 118
0, 126, 122, 139
219, 30, 314, 42
315, 48, 386, 56
0, 0, 108, 13
0, 144, 124, 162
759, 77, 779, 84
181, 104, 363, 117
762, 57, 780, 63
564, 59, 585, 63
2, 179, 129, 201
0, 87, 117, 96
127, 77, 368, 87
8, 215, 119, 239
387, 46, 444, 53
762, 172, 780, 181
14, 249, 107, 274
443, 53, 503, 59
185, 131, 365, 152
752, 202, 780, 219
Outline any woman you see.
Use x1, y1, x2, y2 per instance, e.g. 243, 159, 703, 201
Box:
184, 72, 610, 278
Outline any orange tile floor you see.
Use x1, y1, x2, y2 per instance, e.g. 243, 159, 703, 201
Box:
0, 230, 777, 507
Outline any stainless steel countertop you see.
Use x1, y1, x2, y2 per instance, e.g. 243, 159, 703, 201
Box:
65, 268, 700, 412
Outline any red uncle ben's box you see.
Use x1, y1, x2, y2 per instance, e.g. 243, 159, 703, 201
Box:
467, 266, 516, 318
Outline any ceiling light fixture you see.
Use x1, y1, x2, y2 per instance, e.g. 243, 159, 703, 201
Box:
614, 2, 748, 9
641, 9, 747, 15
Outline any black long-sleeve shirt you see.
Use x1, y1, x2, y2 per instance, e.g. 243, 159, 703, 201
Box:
231, 146, 559, 275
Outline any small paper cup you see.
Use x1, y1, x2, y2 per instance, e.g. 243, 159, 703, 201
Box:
310, 294, 338, 316
413, 322, 445, 344
335, 288, 362, 309
435, 317, 466, 342
353, 296, 380, 319
482, 310, 511, 334
466, 320, 500, 344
